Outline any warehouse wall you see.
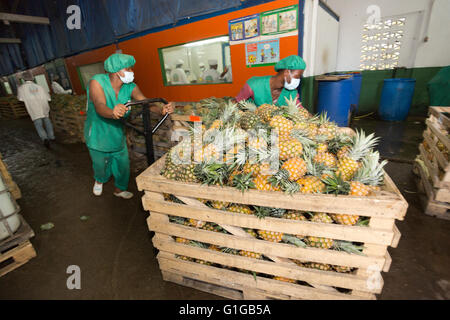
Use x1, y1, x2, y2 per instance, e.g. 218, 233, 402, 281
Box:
65, 0, 300, 102
303, 0, 449, 116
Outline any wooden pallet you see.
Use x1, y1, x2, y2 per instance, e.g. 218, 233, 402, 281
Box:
136, 155, 408, 300
413, 160, 450, 220
0, 240, 36, 278
0, 155, 21, 200
0, 102, 28, 119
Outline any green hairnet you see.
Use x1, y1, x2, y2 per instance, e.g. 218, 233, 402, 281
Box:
274, 55, 306, 71
104, 53, 136, 73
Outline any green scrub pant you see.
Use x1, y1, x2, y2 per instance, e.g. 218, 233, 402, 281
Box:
88, 146, 130, 191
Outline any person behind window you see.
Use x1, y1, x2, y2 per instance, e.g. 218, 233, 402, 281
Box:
220, 65, 232, 82
197, 63, 206, 82
51, 74, 72, 94
185, 68, 197, 83
171, 59, 189, 84
85, 53, 175, 199
17, 72, 55, 148
202, 59, 221, 83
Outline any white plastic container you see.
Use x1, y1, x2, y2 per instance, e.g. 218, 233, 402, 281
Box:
0, 174, 21, 241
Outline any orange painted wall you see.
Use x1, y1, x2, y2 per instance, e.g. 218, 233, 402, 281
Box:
65, 0, 299, 101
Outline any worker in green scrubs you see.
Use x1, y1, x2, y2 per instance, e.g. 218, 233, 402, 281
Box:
85, 53, 174, 199
235, 55, 307, 107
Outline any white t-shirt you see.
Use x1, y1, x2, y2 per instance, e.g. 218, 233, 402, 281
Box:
17, 81, 51, 121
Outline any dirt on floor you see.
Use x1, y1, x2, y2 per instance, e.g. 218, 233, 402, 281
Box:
0, 117, 449, 300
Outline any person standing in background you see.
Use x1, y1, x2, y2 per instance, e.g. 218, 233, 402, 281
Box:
51, 74, 72, 94
17, 72, 55, 148
171, 59, 189, 84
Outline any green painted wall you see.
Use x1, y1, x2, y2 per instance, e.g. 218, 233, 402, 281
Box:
300, 66, 445, 117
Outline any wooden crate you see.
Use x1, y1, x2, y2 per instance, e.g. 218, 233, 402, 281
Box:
136, 155, 408, 300
0, 215, 36, 278
0, 154, 21, 200
0, 102, 28, 119
49, 110, 86, 143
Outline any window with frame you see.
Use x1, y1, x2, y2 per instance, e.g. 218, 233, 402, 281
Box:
360, 17, 406, 70
77, 62, 105, 90
159, 35, 232, 86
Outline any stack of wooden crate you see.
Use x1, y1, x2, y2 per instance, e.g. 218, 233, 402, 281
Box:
414, 106, 450, 220
0, 154, 36, 277
49, 94, 87, 143
136, 155, 408, 300
0, 97, 28, 119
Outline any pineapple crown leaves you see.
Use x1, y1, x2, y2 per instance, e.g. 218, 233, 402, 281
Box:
356, 218, 370, 227
194, 162, 230, 186
188, 240, 209, 249
348, 129, 380, 161
238, 100, 257, 112
268, 170, 300, 194
221, 247, 239, 255
232, 172, 256, 193
328, 133, 353, 154
333, 241, 366, 256
169, 216, 187, 225
322, 173, 351, 195
290, 129, 316, 148
353, 150, 387, 186
282, 234, 307, 248
253, 206, 272, 219
304, 152, 329, 176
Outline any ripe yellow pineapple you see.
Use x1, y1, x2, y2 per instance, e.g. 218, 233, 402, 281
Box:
317, 142, 328, 153
304, 262, 332, 271
253, 175, 280, 191
333, 265, 352, 273
175, 237, 190, 244
307, 213, 334, 249
336, 131, 379, 181
210, 119, 223, 129
257, 103, 277, 122
337, 145, 351, 159
330, 213, 359, 225
270, 115, 294, 140
283, 211, 307, 239
239, 250, 262, 259
281, 157, 307, 181
349, 181, 371, 196
257, 229, 283, 242
211, 200, 230, 210
227, 204, 253, 215
314, 152, 337, 168
297, 176, 326, 194
188, 219, 206, 228
279, 139, 303, 160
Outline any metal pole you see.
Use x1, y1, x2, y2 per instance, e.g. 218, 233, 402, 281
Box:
142, 105, 155, 165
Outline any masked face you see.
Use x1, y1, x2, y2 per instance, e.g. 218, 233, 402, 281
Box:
118, 69, 134, 84
284, 70, 300, 90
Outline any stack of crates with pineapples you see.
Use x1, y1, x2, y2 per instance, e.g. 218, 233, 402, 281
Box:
136, 97, 408, 300
0, 96, 27, 119
49, 94, 87, 143
414, 106, 450, 220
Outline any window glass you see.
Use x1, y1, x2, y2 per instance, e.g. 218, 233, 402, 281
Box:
160, 36, 232, 86
78, 62, 105, 90
35, 74, 50, 93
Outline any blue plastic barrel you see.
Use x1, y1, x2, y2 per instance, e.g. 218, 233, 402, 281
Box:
379, 78, 416, 121
350, 73, 362, 112
317, 78, 352, 127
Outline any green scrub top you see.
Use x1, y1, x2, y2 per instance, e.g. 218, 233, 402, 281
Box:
247, 75, 297, 107
84, 73, 136, 152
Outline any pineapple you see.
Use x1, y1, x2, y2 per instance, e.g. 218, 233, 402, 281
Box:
239, 111, 262, 130
257, 229, 283, 242
337, 145, 351, 159
244, 228, 258, 238
211, 200, 230, 210
253, 174, 280, 191
188, 218, 206, 228
317, 142, 328, 153
270, 115, 294, 140
256, 103, 277, 122
317, 112, 338, 140
175, 237, 190, 244
239, 250, 262, 259
279, 139, 303, 160
297, 176, 326, 194
336, 130, 379, 181
283, 211, 307, 239
314, 151, 337, 168
304, 262, 332, 271
352, 150, 387, 195
227, 204, 253, 215
330, 214, 359, 226
333, 265, 353, 273
281, 157, 307, 181
307, 213, 334, 249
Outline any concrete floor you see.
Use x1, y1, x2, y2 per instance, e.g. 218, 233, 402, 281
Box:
0, 117, 449, 300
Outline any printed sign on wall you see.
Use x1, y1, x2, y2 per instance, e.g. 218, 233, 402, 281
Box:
261, 5, 298, 36
245, 38, 280, 67
228, 14, 260, 41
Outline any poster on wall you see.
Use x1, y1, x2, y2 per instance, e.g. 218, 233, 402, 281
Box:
245, 39, 280, 67
228, 14, 260, 41
261, 5, 298, 36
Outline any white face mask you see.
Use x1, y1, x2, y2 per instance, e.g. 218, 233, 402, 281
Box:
118, 71, 134, 84
284, 71, 300, 90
